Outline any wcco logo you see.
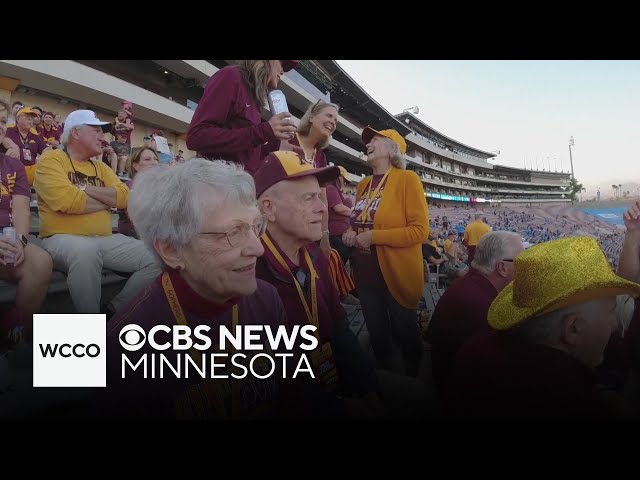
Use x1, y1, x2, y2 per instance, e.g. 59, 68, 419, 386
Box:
33, 314, 106, 387
39, 343, 101, 358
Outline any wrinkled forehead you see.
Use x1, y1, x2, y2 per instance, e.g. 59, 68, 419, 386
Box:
280, 175, 321, 196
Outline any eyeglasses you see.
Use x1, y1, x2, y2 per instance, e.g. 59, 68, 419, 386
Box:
198, 214, 268, 248
500, 259, 515, 263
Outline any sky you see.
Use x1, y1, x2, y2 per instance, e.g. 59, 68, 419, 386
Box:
335, 60, 639, 196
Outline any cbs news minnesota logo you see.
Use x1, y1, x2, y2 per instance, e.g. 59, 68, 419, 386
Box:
33, 314, 106, 387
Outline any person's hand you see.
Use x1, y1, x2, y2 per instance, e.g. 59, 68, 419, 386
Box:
355, 230, 373, 251
268, 112, 297, 141
623, 201, 640, 236
342, 229, 357, 247
5, 144, 20, 159
0, 237, 19, 267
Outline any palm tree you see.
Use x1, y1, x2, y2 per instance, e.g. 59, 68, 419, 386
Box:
563, 177, 586, 202
612, 184, 618, 199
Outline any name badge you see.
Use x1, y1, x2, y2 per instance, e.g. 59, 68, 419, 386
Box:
22, 148, 32, 163
309, 342, 339, 393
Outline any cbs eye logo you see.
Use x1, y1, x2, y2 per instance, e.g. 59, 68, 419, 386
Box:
119, 324, 146, 352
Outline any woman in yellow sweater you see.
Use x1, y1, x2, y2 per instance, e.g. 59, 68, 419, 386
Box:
342, 127, 429, 377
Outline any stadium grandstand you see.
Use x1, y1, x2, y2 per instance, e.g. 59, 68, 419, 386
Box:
0, 60, 571, 204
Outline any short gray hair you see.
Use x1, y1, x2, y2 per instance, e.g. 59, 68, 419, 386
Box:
617, 294, 635, 334
386, 138, 406, 170
471, 231, 522, 275
128, 158, 256, 266
510, 300, 596, 344
60, 126, 76, 147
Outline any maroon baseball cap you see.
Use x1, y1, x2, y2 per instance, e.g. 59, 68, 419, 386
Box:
281, 60, 299, 72
254, 150, 339, 198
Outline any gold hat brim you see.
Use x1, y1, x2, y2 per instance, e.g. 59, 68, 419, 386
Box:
488, 274, 640, 331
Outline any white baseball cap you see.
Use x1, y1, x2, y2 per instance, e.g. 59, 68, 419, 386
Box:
63, 110, 112, 136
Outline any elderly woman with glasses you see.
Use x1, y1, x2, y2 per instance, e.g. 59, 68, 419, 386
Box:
105, 159, 296, 419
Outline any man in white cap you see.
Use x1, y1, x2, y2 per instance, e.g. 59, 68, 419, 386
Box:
34, 110, 161, 316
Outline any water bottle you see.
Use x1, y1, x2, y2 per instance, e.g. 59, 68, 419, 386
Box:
2, 227, 16, 267
267, 90, 289, 116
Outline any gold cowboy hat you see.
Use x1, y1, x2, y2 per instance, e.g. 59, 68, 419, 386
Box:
488, 236, 640, 330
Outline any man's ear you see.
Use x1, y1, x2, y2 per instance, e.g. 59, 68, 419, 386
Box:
153, 239, 184, 270
495, 260, 508, 278
259, 196, 276, 222
560, 312, 581, 347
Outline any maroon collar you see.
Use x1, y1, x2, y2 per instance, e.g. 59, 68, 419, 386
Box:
161, 268, 239, 319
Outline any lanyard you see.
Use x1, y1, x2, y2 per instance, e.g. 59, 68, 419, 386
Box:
262, 235, 320, 342
357, 168, 391, 224
17, 130, 32, 149
295, 133, 317, 167
161, 271, 239, 417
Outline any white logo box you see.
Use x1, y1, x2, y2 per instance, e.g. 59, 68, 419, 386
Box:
33, 314, 106, 387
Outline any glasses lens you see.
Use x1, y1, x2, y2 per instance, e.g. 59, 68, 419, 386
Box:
226, 226, 244, 248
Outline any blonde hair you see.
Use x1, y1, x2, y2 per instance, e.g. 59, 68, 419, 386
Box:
126, 147, 159, 179
296, 100, 340, 149
236, 60, 274, 106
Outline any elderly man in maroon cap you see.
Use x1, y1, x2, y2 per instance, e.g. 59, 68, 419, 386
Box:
254, 150, 433, 418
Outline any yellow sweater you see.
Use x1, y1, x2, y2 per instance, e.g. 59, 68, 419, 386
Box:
463, 220, 491, 246
356, 168, 429, 309
35, 149, 129, 238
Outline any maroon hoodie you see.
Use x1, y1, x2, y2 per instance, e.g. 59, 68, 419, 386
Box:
186, 65, 279, 176
446, 331, 626, 418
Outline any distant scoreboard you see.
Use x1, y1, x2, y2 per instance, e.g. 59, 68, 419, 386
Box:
426, 192, 492, 203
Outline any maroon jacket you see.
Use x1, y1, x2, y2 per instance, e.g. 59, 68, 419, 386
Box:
255, 231, 378, 399
102, 270, 300, 419
426, 268, 497, 393
186, 65, 279, 176
446, 332, 625, 418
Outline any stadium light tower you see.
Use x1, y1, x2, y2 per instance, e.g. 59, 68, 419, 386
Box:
403, 106, 419, 114
568, 136, 575, 181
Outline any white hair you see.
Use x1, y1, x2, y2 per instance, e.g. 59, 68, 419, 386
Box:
617, 294, 635, 335
128, 158, 256, 266
471, 231, 522, 275
60, 126, 76, 147
385, 138, 406, 170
